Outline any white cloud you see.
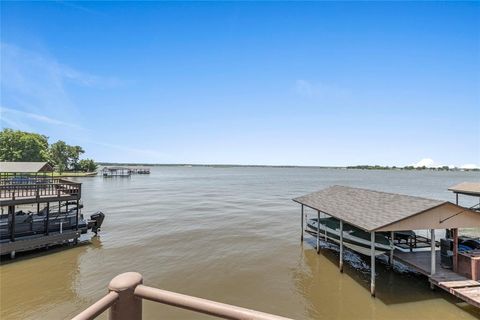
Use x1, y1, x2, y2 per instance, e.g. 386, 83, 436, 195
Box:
294, 79, 349, 99
413, 158, 437, 168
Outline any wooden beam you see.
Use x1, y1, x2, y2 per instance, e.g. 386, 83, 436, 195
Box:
323, 212, 327, 241
317, 210, 320, 254
431, 229, 436, 276
371, 231, 375, 297
45, 202, 50, 236
76, 199, 80, 231
9, 205, 15, 242
339, 220, 344, 273
389, 231, 394, 267
453, 228, 458, 272
300, 205, 304, 242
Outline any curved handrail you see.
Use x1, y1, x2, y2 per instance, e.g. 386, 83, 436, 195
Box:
71, 291, 119, 320
134, 284, 291, 320
73, 272, 292, 320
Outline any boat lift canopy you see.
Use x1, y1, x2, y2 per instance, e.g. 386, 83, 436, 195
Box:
448, 182, 480, 197
293, 185, 480, 232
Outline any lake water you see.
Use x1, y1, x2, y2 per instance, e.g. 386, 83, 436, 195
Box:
1, 167, 480, 319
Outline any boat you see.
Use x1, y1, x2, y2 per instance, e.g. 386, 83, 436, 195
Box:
0, 201, 104, 241
306, 217, 392, 255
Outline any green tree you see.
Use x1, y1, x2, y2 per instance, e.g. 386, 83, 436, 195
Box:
68, 145, 85, 170
49, 140, 70, 172
0, 128, 49, 161
78, 159, 97, 172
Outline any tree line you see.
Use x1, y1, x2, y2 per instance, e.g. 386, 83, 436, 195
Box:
0, 128, 97, 173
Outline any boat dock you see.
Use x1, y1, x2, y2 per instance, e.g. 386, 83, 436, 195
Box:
394, 250, 480, 307
0, 162, 98, 258
102, 166, 150, 177
294, 183, 480, 308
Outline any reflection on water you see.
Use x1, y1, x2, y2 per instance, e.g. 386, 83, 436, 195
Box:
1, 167, 479, 319
297, 238, 480, 319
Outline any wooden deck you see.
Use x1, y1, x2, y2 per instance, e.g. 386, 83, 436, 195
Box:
394, 250, 480, 308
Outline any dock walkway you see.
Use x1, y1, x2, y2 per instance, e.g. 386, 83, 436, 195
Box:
394, 250, 480, 308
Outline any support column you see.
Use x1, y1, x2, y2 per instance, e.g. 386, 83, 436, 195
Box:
76, 199, 80, 231
453, 228, 458, 272
339, 220, 344, 273
108, 272, 143, 320
370, 231, 375, 297
9, 205, 15, 242
430, 229, 436, 276
300, 205, 304, 242
389, 231, 394, 267
316, 210, 320, 254
454, 193, 459, 272
45, 202, 50, 235
323, 212, 327, 241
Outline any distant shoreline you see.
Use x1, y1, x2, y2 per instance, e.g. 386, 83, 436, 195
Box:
97, 163, 479, 172
52, 172, 98, 177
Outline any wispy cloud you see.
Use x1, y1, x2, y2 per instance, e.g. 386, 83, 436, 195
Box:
55, 1, 104, 16
0, 106, 84, 130
0, 42, 120, 132
294, 79, 349, 100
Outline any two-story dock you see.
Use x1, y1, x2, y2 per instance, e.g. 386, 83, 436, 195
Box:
102, 166, 131, 177
101, 166, 151, 177
0, 162, 104, 258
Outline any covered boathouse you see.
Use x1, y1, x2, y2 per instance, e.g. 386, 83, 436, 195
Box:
293, 185, 480, 307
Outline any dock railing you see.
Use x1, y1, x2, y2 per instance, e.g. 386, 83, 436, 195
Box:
0, 178, 81, 200
72, 272, 292, 320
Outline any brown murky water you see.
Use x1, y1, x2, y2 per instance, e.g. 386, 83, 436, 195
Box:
1, 167, 480, 319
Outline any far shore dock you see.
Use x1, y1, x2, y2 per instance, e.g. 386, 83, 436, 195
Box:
101, 166, 150, 177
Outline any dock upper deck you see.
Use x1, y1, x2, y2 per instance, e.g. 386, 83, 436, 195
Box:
0, 177, 81, 206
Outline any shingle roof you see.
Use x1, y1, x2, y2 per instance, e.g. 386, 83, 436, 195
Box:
0, 162, 53, 173
293, 185, 446, 231
448, 182, 480, 197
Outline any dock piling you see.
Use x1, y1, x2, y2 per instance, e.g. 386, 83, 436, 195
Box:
339, 220, 343, 273
389, 231, 394, 267
316, 210, 320, 254
323, 212, 327, 241
300, 205, 304, 242
370, 231, 375, 297
430, 229, 436, 276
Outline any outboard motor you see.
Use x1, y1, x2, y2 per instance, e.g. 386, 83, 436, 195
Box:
89, 211, 105, 235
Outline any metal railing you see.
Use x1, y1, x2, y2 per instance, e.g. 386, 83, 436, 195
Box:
72, 272, 292, 320
0, 178, 80, 199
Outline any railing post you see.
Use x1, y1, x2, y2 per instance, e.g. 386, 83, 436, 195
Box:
108, 272, 143, 320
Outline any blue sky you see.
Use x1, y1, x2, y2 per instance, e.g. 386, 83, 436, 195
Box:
1, 1, 479, 167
